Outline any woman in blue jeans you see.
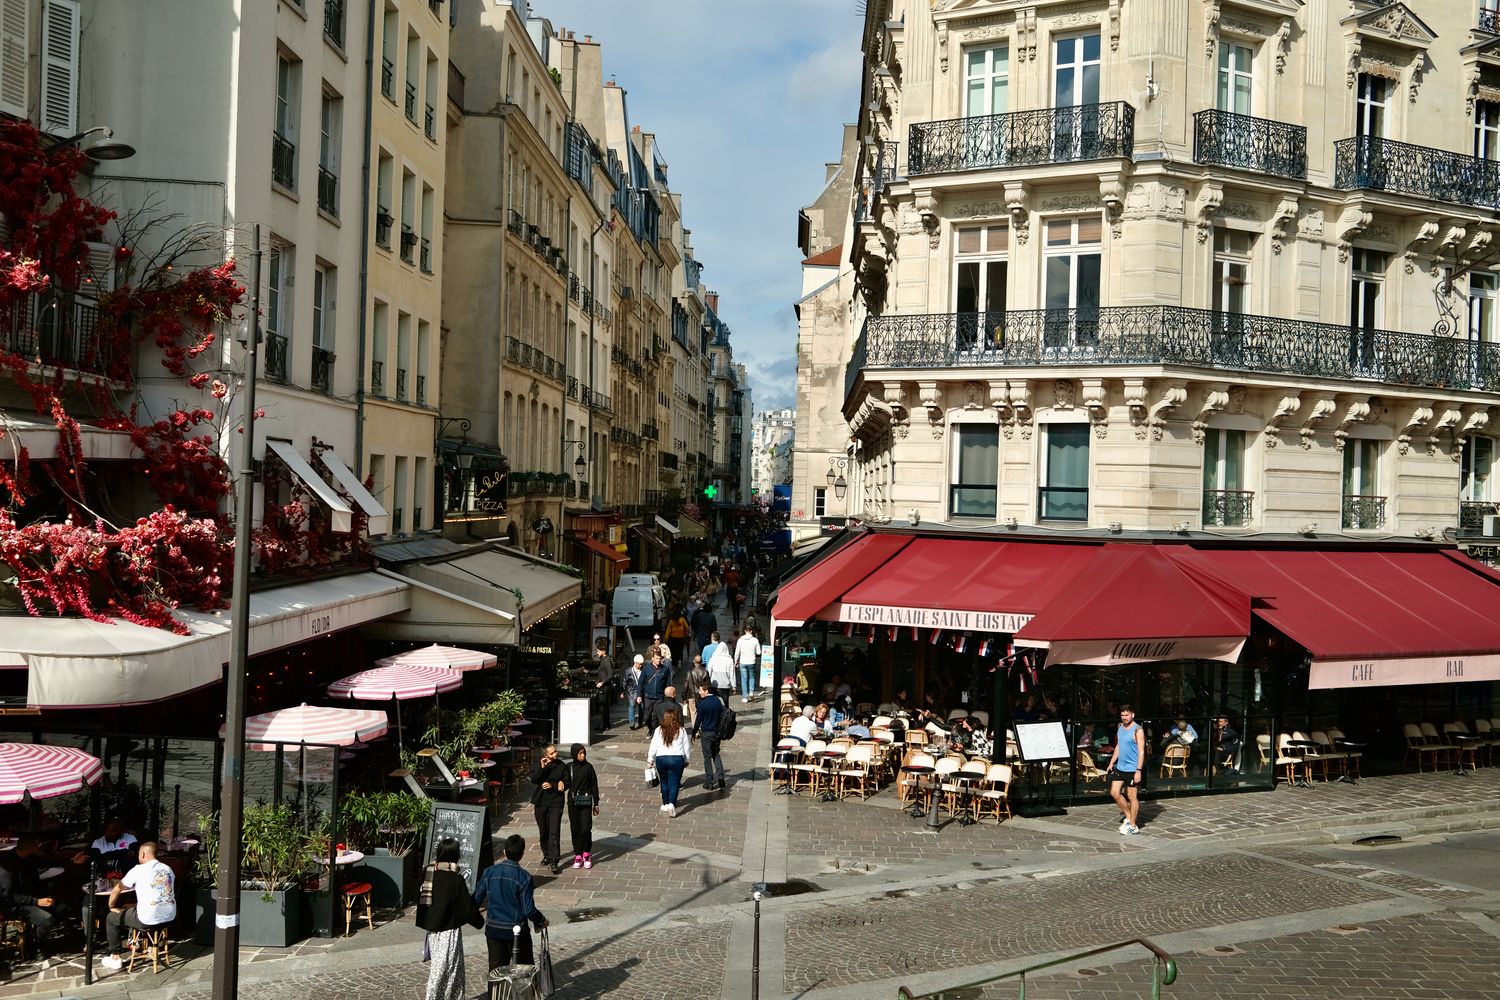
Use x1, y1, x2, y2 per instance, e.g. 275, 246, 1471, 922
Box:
646, 707, 691, 817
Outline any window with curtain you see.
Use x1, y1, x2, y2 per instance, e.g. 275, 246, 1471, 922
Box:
1202, 429, 1249, 527
954, 224, 1008, 351
1040, 423, 1089, 521
951, 424, 999, 517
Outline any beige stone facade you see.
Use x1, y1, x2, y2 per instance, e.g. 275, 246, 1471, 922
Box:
824, 0, 1500, 543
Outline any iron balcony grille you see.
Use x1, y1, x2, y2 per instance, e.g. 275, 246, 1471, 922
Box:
1460, 500, 1500, 531
264, 333, 288, 382
375, 208, 393, 247
908, 102, 1134, 176
324, 0, 344, 46
400, 225, 417, 262
854, 307, 1500, 395
370, 358, 384, 395
312, 345, 334, 393
416, 374, 426, 404
396, 367, 408, 400
1342, 494, 1387, 530
405, 82, 418, 122
1192, 109, 1306, 181
661, 452, 679, 470
1483, 8, 1500, 33
447, 61, 465, 111
420, 237, 432, 273
381, 58, 394, 100
1202, 489, 1255, 528
272, 132, 296, 190
425, 103, 436, 140
2, 294, 114, 376
1334, 135, 1500, 209
317, 166, 338, 215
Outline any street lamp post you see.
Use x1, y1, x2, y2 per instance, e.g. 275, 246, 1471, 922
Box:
434, 416, 473, 527
826, 456, 848, 502
212, 226, 263, 1000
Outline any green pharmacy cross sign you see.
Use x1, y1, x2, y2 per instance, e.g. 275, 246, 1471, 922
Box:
702, 485, 718, 499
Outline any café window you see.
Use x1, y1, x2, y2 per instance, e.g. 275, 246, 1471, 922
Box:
950, 423, 999, 518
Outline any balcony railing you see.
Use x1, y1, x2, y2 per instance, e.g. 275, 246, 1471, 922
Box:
400, 225, 417, 263
272, 132, 296, 190
317, 165, 338, 215
908, 102, 1134, 176
1342, 494, 1387, 530
323, 0, 344, 46
1038, 485, 1088, 522
376, 208, 393, 247
370, 359, 384, 395
1483, 8, 1500, 33
425, 103, 436, 141
381, 58, 394, 100
1460, 500, 1500, 531
264, 333, 288, 382
644, 489, 664, 509
2, 294, 116, 377
1334, 135, 1500, 209
312, 345, 334, 393
447, 60, 465, 111
396, 367, 408, 400
405, 82, 418, 122
416, 374, 427, 404
420, 236, 432, 273
1202, 489, 1255, 528
1192, 109, 1306, 181
661, 451, 679, 470
853, 307, 1500, 395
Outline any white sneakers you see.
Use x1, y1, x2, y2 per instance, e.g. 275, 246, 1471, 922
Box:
660, 803, 671, 812
668, 804, 677, 818
101, 955, 124, 971
1119, 820, 1140, 835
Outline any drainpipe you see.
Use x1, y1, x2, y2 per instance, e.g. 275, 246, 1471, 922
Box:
353, 0, 378, 476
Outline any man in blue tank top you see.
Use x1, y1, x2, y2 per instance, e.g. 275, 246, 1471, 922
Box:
1105, 704, 1145, 835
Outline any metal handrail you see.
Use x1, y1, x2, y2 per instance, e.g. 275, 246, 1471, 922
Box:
897, 937, 1178, 1000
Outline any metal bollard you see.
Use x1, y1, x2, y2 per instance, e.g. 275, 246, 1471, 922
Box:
82, 856, 97, 985
752, 883, 765, 1000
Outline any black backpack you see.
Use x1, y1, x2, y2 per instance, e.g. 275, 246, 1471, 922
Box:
718, 704, 738, 741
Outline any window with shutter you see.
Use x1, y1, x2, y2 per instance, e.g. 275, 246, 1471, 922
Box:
80, 241, 116, 300
39, 0, 79, 136
0, 0, 28, 120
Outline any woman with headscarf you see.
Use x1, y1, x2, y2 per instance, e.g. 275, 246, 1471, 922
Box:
416, 837, 482, 1000
529, 744, 568, 873
565, 743, 601, 869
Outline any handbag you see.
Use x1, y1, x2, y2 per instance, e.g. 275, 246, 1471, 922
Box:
570, 763, 595, 808
536, 927, 557, 997
644, 765, 659, 787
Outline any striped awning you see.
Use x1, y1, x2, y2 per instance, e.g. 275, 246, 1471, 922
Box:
0, 743, 104, 805
228, 704, 391, 749
375, 643, 498, 672
327, 664, 464, 701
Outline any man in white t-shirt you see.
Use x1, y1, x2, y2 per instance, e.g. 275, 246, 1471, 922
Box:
101, 841, 176, 970
733, 626, 762, 704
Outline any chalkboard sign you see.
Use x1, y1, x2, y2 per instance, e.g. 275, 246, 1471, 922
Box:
1015, 721, 1072, 763
423, 801, 494, 891
558, 697, 590, 749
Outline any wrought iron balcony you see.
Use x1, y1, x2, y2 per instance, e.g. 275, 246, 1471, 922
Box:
317, 166, 338, 215
312, 345, 334, 393
1459, 500, 1500, 531
1192, 109, 1306, 181
370, 358, 384, 395
853, 307, 1500, 395
272, 132, 296, 190
1483, 8, 1500, 33
405, 82, 418, 122
1202, 489, 1255, 528
375, 208, 393, 247
381, 58, 394, 100
419, 237, 432, 273
1334, 135, 1500, 209
1342, 494, 1387, 530
661, 452, 679, 470
396, 367, 408, 400
264, 333, 288, 383
323, 0, 344, 46
425, 103, 436, 141
400, 226, 417, 263
908, 102, 1134, 176
416, 374, 426, 405
2, 294, 117, 378
447, 60, 465, 112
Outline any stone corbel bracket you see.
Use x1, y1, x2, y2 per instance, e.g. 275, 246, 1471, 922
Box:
1008, 380, 1034, 440
1263, 392, 1301, 448
1396, 400, 1434, 455
1454, 404, 1493, 459
918, 380, 944, 439
1191, 384, 1231, 445
1100, 175, 1125, 239
1428, 406, 1461, 456
1081, 378, 1108, 439
1464, 226, 1495, 264
883, 381, 910, 438
1439, 223, 1468, 259
1336, 207, 1372, 263
1123, 378, 1148, 440
914, 190, 940, 251
1403, 219, 1439, 274
1149, 381, 1188, 441
1333, 395, 1374, 452
1004, 181, 1030, 245
986, 379, 1009, 424
849, 386, 895, 440
1194, 184, 1223, 244
1299, 393, 1337, 449
1270, 197, 1298, 255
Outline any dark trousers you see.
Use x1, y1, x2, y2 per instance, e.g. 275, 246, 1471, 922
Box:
487, 928, 534, 970
700, 734, 724, 786
667, 638, 686, 664
641, 698, 662, 735
568, 803, 594, 855
105, 907, 151, 956
533, 801, 563, 864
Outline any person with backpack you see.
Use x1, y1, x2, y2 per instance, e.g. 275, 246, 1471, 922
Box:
691, 681, 729, 791
734, 625, 763, 704
707, 635, 737, 703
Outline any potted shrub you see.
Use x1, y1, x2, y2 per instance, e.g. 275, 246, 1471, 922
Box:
194, 805, 318, 947
343, 790, 431, 907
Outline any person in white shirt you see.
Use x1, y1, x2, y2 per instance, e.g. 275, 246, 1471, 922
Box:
72, 817, 137, 867
733, 626, 762, 704
101, 841, 176, 970
707, 635, 737, 701
645, 707, 692, 817
788, 706, 817, 745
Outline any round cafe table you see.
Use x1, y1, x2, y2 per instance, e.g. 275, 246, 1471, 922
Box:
814, 748, 846, 802
900, 764, 935, 818
39, 866, 64, 880
318, 850, 366, 868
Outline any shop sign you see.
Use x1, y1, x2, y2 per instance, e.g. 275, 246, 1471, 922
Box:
519, 641, 556, 655
1045, 637, 1245, 666
819, 516, 848, 536
837, 603, 1032, 633
473, 469, 509, 512
532, 517, 554, 534
1310, 653, 1500, 690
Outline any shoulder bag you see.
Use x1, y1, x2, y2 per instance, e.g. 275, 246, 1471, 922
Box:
570, 763, 595, 808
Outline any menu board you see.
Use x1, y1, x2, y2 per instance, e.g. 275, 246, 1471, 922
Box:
423, 801, 493, 891
558, 697, 591, 749
1015, 721, 1072, 763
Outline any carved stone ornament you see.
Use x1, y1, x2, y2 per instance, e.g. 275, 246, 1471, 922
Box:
1335, 207, 1373, 263
1100, 175, 1125, 239
1009, 380, 1034, 440
1397, 400, 1434, 456
1459, 404, 1492, 444
1004, 181, 1031, 244
1263, 392, 1301, 448
918, 380, 942, 415
1081, 378, 1108, 438
952, 201, 1007, 220
1344, 4, 1436, 90
963, 381, 984, 410
1429, 407, 1462, 456
1270, 197, 1298, 255
1194, 184, 1224, 244
1220, 200, 1261, 223
1122, 183, 1187, 222
1332, 396, 1373, 453
1298, 208, 1325, 239
1404, 219, 1439, 274
882, 381, 909, 427
1299, 393, 1337, 450
1123, 377, 1148, 440
1039, 193, 1099, 214
987, 380, 1009, 419
1149, 381, 1188, 441
1192, 384, 1231, 446
1053, 378, 1076, 410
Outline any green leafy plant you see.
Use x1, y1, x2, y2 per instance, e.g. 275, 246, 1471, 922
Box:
194, 811, 220, 886
340, 790, 431, 856
240, 803, 319, 900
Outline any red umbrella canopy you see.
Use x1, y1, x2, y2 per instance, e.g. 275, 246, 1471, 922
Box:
327, 664, 464, 701
223, 704, 391, 749
375, 643, 498, 672
0, 743, 104, 805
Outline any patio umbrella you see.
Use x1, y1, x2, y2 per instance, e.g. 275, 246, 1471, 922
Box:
224, 703, 391, 750
327, 665, 464, 745
0, 743, 104, 805
375, 642, 497, 672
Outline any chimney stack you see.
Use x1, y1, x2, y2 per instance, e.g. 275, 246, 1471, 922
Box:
706, 292, 720, 313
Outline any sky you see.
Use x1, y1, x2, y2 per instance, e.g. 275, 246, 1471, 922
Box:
542, 0, 864, 412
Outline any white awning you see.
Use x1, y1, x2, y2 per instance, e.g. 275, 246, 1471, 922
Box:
0, 413, 136, 461
7, 573, 410, 709
266, 440, 355, 533
319, 449, 390, 536
655, 515, 680, 536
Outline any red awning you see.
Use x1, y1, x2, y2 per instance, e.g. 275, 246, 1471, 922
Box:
834, 537, 1102, 632
576, 536, 629, 566
1172, 547, 1500, 689
1014, 545, 1250, 665
771, 532, 914, 627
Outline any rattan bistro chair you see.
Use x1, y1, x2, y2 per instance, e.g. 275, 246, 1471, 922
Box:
1159, 743, 1190, 779
975, 763, 1013, 823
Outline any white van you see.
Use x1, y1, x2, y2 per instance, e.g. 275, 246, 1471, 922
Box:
611, 573, 665, 628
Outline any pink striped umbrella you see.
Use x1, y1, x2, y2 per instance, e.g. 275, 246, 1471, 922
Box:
375, 643, 498, 673
223, 704, 391, 749
0, 743, 104, 805
328, 665, 464, 744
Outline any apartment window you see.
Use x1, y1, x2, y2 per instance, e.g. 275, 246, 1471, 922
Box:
405, 33, 420, 122
1216, 42, 1252, 115
416, 320, 430, 404
1342, 438, 1383, 528
1355, 73, 1388, 139
1040, 423, 1089, 521
1471, 272, 1497, 343
419, 184, 434, 273
369, 454, 386, 521
370, 300, 388, 396
1212, 229, 1253, 314
318, 93, 341, 216
1349, 248, 1385, 368
1477, 101, 1500, 161
375, 151, 393, 248
400, 169, 417, 262
964, 46, 1008, 117
273, 55, 300, 190
413, 457, 427, 532
394, 456, 409, 534
1043, 216, 1102, 346
0, 0, 30, 119
425, 53, 438, 140
1202, 428, 1249, 526
380, 10, 397, 101
954, 224, 1008, 350
1054, 34, 1100, 107
266, 244, 291, 342
1462, 437, 1495, 503
311, 264, 333, 350
396, 311, 411, 401
950, 423, 999, 518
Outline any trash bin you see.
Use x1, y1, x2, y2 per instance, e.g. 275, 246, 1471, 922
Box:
488, 963, 540, 1000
